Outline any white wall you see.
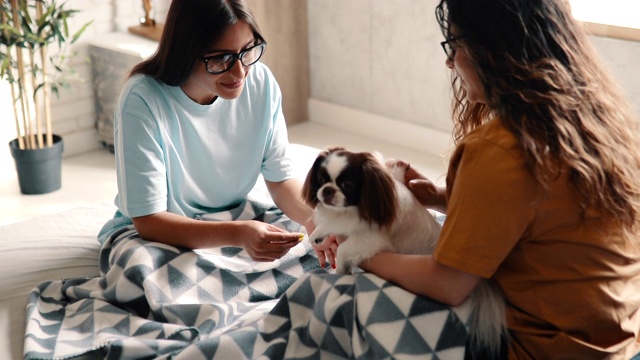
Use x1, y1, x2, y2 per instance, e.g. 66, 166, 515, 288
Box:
307, 0, 452, 139
0, 0, 171, 158
307, 0, 640, 155
590, 35, 640, 115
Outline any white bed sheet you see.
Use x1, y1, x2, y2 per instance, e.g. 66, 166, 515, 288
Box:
0, 202, 117, 360
0, 143, 321, 359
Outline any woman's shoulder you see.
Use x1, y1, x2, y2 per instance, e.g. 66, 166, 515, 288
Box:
246, 62, 277, 88
250, 61, 274, 79
119, 74, 175, 110
466, 118, 519, 151
456, 118, 525, 166
116, 75, 177, 124
123, 74, 165, 94
243, 62, 281, 102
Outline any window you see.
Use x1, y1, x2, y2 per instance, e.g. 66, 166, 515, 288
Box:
570, 0, 640, 41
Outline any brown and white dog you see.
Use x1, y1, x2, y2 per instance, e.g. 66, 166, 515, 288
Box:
302, 146, 506, 357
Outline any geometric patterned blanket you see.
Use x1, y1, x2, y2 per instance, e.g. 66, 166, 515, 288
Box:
24, 198, 470, 359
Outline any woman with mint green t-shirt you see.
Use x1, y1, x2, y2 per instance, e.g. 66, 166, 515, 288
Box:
100, 0, 314, 262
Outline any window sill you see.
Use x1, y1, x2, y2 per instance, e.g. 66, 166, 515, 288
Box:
583, 22, 640, 42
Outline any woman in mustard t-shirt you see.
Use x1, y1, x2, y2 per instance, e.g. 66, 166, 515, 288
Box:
315, 0, 640, 358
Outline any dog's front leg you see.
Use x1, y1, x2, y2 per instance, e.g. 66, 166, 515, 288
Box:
334, 244, 355, 274
335, 232, 394, 274
307, 225, 330, 246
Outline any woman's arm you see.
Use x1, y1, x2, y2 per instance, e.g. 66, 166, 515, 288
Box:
312, 236, 479, 305
265, 178, 315, 233
360, 252, 481, 306
132, 212, 302, 261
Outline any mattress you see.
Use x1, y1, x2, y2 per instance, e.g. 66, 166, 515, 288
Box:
0, 202, 117, 360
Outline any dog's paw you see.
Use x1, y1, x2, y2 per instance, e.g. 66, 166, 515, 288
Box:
308, 228, 326, 246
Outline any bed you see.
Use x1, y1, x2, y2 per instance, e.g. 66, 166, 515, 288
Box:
1, 144, 471, 360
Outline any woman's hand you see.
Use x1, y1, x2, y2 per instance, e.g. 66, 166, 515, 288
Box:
236, 220, 303, 262
312, 234, 346, 269
388, 159, 447, 213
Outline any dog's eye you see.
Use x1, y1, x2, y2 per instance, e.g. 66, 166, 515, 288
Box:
341, 181, 354, 191
317, 169, 330, 184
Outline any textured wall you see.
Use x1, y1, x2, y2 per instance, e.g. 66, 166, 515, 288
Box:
307, 0, 640, 136
591, 36, 640, 114
307, 0, 453, 133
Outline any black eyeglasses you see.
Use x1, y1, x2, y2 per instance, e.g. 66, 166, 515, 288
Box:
440, 36, 463, 62
201, 42, 267, 75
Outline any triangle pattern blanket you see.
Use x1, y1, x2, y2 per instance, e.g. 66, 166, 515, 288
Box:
24, 198, 470, 359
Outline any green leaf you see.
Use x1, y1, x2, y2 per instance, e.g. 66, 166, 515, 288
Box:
1, 0, 94, 146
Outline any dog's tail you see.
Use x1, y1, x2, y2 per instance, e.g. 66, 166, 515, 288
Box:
468, 280, 507, 359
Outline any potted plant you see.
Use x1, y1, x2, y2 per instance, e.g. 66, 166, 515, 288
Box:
0, 0, 90, 194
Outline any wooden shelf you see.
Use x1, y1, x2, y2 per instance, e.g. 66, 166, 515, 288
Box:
127, 23, 164, 42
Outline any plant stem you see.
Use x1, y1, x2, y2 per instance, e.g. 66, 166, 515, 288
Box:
29, 46, 44, 149
37, 0, 53, 147
11, 0, 33, 150
10, 82, 25, 149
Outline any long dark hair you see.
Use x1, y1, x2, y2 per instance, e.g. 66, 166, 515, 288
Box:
130, 0, 264, 86
436, 0, 640, 230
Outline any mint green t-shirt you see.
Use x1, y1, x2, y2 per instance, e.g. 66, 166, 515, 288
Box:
98, 62, 293, 242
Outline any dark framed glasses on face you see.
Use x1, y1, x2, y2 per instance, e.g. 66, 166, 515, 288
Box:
201, 42, 267, 75
440, 37, 462, 62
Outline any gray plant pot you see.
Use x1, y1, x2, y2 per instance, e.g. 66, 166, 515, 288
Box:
9, 135, 64, 195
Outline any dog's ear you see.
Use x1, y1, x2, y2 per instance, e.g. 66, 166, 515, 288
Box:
302, 148, 331, 207
359, 153, 398, 227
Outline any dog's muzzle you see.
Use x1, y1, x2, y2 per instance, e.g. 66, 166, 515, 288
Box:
319, 186, 337, 205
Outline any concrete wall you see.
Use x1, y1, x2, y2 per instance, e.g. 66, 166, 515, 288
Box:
306, 0, 640, 155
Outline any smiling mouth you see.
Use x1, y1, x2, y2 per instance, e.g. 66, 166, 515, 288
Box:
222, 80, 243, 89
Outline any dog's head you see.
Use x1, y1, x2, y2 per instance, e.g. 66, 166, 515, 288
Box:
302, 147, 398, 228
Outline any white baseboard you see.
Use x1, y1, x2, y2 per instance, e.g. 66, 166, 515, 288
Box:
61, 129, 103, 158
307, 98, 453, 156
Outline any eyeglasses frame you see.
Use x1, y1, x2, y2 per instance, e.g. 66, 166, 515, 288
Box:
201, 42, 267, 75
440, 36, 463, 62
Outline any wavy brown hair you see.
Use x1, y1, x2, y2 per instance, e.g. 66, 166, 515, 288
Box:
436, 0, 640, 229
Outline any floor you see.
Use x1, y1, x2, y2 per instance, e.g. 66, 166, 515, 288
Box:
0, 122, 449, 227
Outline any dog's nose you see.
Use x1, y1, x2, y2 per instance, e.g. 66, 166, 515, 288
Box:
321, 187, 335, 202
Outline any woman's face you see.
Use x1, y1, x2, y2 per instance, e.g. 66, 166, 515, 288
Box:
181, 20, 256, 105
445, 37, 486, 103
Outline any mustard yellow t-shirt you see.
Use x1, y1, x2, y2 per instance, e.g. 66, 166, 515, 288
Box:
434, 118, 640, 359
